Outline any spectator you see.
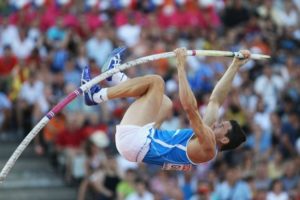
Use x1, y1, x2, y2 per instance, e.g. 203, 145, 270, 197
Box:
0, 45, 18, 92
117, 168, 137, 200
63, 57, 81, 86
280, 112, 300, 158
267, 150, 284, 179
86, 28, 113, 67
75, 45, 88, 69
125, 178, 154, 200
225, 97, 248, 129
245, 123, 271, 156
281, 160, 299, 192
266, 179, 288, 200
51, 43, 69, 72
215, 165, 252, 200
253, 96, 272, 133
46, 18, 66, 43
55, 113, 86, 183
239, 82, 258, 113
276, 0, 298, 28
16, 70, 45, 135
0, 45, 18, 77
190, 180, 217, 200
222, 0, 250, 28
89, 154, 121, 200
11, 27, 35, 59
178, 170, 198, 200
149, 171, 183, 200
290, 181, 300, 200
255, 189, 268, 200
0, 91, 12, 136
0, 16, 19, 47
77, 133, 109, 200
117, 13, 141, 48
254, 65, 285, 111
36, 112, 66, 157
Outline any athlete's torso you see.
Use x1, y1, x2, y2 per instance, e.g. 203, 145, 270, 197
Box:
142, 128, 195, 169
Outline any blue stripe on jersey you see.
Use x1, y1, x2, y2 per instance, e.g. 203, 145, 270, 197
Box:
142, 128, 195, 166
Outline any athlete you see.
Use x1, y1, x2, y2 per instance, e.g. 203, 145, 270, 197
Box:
81, 47, 248, 170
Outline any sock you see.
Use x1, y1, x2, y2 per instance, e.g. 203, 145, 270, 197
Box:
93, 88, 108, 103
109, 72, 128, 86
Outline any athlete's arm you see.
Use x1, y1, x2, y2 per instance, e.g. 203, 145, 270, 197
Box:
175, 48, 216, 162
203, 50, 250, 126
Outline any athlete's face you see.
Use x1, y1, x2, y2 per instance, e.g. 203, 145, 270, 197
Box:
212, 121, 231, 145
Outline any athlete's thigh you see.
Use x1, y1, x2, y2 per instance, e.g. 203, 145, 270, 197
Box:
120, 91, 163, 126
154, 95, 173, 128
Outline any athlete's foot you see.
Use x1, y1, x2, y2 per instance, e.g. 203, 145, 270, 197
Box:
102, 46, 127, 81
81, 66, 101, 106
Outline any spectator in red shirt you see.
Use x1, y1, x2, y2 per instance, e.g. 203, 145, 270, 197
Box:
55, 115, 85, 149
55, 113, 86, 183
0, 45, 18, 92
0, 45, 18, 77
84, 6, 103, 32
82, 113, 108, 139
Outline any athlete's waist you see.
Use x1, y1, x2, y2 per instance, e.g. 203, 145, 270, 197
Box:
115, 123, 154, 162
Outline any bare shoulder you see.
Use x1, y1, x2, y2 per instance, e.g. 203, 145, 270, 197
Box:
187, 126, 216, 164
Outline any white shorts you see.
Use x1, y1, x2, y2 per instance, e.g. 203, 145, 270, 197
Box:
115, 123, 154, 162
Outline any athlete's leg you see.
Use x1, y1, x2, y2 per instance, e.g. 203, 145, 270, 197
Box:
203, 50, 250, 126
102, 70, 173, 127
83, 46, 172, 127
106, 76, 172, 127
89, 75, 164, 126
97, 75, 165, 126
154, 96, 173, 128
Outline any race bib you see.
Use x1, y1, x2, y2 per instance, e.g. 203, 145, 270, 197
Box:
162, 163, 192, 171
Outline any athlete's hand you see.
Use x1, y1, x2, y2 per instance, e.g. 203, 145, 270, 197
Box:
232, 50, 251, 67
174, 47, 187, 70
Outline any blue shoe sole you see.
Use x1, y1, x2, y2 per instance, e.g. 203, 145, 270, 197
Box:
81, 66, 101, 106
103, 46, 127, 81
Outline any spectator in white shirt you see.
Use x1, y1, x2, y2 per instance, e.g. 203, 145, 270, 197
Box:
19, 71, 44, 106
117, 14, 141, 47
11, 28, 35, 59
277, 0, 298, 28
86, 28, 113, 67
266, 179, 288, 200
17, 70, 46, 135
0, 16, 19, 49
254, 65, 285, 112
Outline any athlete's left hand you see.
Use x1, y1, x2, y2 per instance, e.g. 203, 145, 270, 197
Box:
174, 47, 187, 69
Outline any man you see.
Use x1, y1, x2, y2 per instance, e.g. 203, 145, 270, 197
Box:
81, 47, 248, 170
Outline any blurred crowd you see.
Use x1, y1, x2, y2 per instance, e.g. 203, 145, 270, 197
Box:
0, 0, 300, 199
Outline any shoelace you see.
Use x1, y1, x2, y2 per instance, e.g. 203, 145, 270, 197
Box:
111, 54, 121, 67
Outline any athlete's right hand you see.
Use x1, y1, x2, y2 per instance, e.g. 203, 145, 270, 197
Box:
232, 50, 251, 67
174, 47, 187, 70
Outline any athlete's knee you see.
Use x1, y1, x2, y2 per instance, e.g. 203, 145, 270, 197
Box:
145, 75, 165, 91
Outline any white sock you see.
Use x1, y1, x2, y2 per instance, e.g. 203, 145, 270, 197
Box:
109, 72, 128, 86
93, 88, 108, 103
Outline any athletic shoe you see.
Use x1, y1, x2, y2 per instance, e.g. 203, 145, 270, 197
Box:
102, 46, 127, 81
81, 66, 101, 106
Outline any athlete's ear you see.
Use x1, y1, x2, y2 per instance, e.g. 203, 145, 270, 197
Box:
220, 136, 229, 144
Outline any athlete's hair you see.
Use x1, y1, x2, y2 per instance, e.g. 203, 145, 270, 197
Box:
220, 120, 246, 151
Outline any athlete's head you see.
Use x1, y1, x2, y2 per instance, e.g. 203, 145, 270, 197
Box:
212, 120, 246, 151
